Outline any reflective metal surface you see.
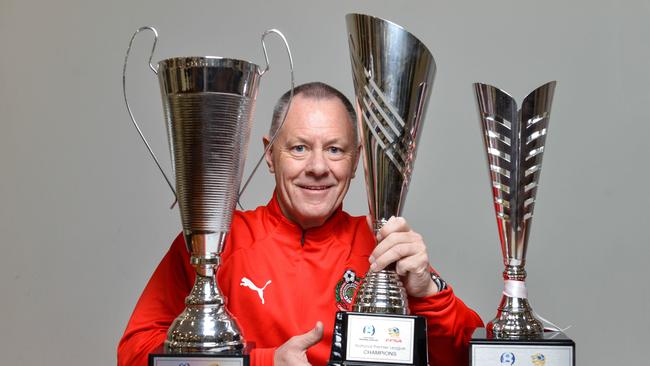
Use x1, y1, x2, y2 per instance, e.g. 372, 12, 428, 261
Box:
160, 55, 258, 353
122, 26, 294, 353
166, 233, 245, 353
158, 56, 260, 238
474, 81, 557, 339
347, 14, 436, 315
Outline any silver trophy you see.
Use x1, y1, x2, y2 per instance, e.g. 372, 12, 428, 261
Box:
474, 82, 556, 339
122, 26, 293, 355
347, 13, 436, 314
327, 15, 434, 366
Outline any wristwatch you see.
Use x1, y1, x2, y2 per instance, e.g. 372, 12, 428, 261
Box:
430, 270, 447, 292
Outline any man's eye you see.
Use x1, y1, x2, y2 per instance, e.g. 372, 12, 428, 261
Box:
291, 145, 306, 153
328, 146, 342, 154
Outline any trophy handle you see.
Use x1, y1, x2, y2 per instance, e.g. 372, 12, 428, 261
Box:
237, 29, 295, 203
122, 26, 178, 204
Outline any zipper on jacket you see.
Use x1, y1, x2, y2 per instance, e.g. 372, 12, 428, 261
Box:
300, 230, 306, 246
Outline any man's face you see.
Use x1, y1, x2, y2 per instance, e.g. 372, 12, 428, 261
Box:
265, 95, 359, 229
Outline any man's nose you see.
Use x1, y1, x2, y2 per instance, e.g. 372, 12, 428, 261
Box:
305, 150, 329, 176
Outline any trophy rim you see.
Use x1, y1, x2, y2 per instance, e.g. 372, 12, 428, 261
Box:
345, 12, 435, 66
473, 81, 557, 101
473, 82, 515, 99
158, 56, 260, 73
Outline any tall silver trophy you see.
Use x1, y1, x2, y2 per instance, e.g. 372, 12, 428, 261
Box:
122, 26, 293, 364
329, 14, 434, 366
470, 82, 575, 366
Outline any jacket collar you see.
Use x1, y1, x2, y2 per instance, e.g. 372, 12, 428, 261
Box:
265, 190, 345, 247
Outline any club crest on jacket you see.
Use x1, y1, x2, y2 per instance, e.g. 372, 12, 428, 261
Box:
335, 269, 361, 311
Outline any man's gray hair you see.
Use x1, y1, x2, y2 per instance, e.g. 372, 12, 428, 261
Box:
269, 82, 358, 145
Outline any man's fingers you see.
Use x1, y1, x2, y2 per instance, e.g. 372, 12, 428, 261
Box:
274, 323, 323, 366
370, 243, 421, 272
394, 252, 429, 276
371, 232, 424, 261
377, 216, 411, 241
292, 321, 324, 350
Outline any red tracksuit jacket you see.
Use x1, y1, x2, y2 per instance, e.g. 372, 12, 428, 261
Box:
118, 194, 483, 365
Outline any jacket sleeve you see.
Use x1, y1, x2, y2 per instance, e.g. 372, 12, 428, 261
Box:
408, 285, 484, 366
117, 234, 193, 366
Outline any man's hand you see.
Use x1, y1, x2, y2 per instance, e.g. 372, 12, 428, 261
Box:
369, 216, 438, 297
273, 321, 323, 366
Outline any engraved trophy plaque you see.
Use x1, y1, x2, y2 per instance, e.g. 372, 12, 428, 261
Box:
122, 26, 293, 366
469, 82, 575, 366
329, 14, 434, 366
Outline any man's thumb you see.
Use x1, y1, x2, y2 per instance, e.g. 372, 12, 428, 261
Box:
293, 321, 324, 349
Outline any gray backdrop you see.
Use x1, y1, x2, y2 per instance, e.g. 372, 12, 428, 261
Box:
1, 0, 648, 364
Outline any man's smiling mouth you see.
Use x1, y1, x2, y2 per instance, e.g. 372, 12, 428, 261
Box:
298, 185, 333, 191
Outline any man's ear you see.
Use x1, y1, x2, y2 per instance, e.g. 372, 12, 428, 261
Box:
352, 144, 362, 178
263, 135, 275, 173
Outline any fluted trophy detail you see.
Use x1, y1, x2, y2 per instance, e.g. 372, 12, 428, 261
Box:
160, 55, 257, 353
123, 26, 293, 353
347, 14, 436, 315
474, 81, 557, 339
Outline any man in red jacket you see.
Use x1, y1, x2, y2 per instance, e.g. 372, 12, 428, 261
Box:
118, 82, 483, 366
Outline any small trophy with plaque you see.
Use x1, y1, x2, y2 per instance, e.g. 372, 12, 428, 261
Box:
122, 26, 293, 366
329, 14, 435, 366
469, 82, 575, 366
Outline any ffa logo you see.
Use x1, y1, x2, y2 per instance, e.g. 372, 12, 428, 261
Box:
531, 353, 546, 366
386, 327, 402, 343
335, 269, 361, 311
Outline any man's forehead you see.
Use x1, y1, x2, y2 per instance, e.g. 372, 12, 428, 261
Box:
291, 94, 348, 114
281, 123, 354, 142
280, 97, 355, 139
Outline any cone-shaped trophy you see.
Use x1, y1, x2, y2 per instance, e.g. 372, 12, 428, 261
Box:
474, 82, 556, 338
470, 82, 575, 366
328, 14, 434, 366
123, 26, 293, 362
348, 13, 436, 315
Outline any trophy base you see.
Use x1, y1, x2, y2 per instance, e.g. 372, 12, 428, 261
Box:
149, 344, 252, 366
469, 328, 574, 366
328, 311, 428, 366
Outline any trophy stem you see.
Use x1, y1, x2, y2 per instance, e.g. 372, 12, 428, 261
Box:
487, 266, 543, 339
503, 264, 526, 281
165, 235, 245, 353
353, 219, 409, 315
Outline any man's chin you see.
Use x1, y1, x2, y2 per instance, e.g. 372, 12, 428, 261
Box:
296, 206, 336, 227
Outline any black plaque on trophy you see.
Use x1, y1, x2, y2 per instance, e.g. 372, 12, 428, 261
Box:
469, 329, 575, 366
328, 312, 428, 366
149, 345, 252, 366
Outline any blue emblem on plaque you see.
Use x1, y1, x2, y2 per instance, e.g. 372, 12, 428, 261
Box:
500, 352, 515, 365
362, 324, 375, 336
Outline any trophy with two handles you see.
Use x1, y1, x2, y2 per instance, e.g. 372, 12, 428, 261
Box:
122, 26, 293, 365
